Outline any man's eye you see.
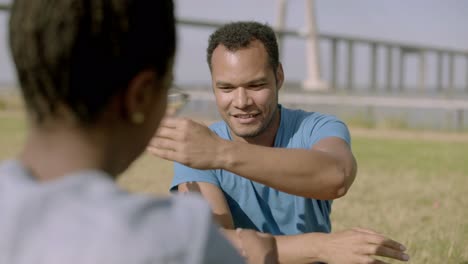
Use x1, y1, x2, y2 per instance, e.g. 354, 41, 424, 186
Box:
250, 83, 265, 89
218, 87, 234, 92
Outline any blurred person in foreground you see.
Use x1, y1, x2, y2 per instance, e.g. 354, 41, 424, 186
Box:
149, 21, 410, 264
0, 1, 277, 263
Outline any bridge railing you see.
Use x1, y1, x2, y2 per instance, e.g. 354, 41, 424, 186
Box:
177, 17, 468, 96
2, 4, 468, 130
2, 4, 467, 95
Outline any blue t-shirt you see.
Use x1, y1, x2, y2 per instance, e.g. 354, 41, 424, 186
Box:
171, 105, 351, 235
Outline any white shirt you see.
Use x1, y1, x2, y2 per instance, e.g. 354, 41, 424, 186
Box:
0, 160, 244, 264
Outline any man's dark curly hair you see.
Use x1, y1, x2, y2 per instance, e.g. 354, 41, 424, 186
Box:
206, 21, 279, 73
9, 0, 176, 125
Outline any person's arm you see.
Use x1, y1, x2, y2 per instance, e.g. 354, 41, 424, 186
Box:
149, 117, 356, 199
178, 182, 409, 264
216, 136, 356, 200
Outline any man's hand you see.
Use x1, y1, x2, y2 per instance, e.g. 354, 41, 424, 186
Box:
317, 228, 409, 264
147, 117, 224, 169
236, 229, 278, 264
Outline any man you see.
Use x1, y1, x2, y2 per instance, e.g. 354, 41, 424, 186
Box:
149, 21, 410, 263
0, 2, 276, 263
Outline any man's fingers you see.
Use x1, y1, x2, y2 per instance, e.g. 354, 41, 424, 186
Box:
155, 127, 180, 139
146, 146, 176, 160
353, 228, 407, 252
374, 245, 410, 261
159, 116, 183, 128
351, 228, 409, 261
148, 136, 168, 149
366, 234, 407, 252
148, 137, 177, 151
361, 244, 409, 262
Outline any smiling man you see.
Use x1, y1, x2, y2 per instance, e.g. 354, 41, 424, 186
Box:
149, 21, 409, 264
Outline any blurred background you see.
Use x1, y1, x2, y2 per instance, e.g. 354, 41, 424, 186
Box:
2, 0, 468, 130
0, 1, 467, 263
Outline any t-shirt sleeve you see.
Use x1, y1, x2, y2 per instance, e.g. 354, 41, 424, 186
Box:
170, 162, 220, 192
304, 114, 351, 148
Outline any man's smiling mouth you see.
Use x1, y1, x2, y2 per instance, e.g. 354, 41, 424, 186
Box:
233, 113, 260, 119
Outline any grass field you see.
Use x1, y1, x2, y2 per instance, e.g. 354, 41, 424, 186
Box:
1, 110, 467, 263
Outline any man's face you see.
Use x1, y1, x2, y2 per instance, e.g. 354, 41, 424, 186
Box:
210, 40, 283, 139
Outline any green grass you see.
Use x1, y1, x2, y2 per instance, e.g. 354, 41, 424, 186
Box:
1, 111, 467, 263
332, 136, 468, 263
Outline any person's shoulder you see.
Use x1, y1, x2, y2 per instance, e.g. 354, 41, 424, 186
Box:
143, 194, 216, 262
167, 194, 244, 263
0, 159, 47, 194
131, 194, 212, 235
0, 160, 24, 203
111, 192, 212, 229
59, 179, 213, 246
0, 166, 217, 263
98, 193, 217, 263
209, 120, 227, 131
287, 107, 342, 125
282, 106, 341, 127
305, 111, 343, 125
100, 193, 215, 262
0, 159, 24, 178
168, 193, 212, 219
280, 106, 350, 143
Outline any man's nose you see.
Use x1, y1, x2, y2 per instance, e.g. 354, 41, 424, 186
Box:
233, 87, 252, 108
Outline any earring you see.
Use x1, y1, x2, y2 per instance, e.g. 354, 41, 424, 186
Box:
131, 112, 145, 124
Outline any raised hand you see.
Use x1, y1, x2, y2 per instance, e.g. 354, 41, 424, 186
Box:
147, 117, 226, 169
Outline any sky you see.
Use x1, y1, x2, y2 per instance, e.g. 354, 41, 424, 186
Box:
1, 0, 467, 89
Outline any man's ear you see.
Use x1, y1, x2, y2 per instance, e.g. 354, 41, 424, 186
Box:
276, 63, 285, 91
123, 69, 158, 124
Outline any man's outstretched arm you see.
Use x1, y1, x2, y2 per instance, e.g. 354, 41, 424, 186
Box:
178, 182, 409, 264
218, 136, 357, 199
149, 117, 356, 199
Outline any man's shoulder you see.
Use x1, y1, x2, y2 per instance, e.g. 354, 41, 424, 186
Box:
279, 106, 350, 146
209, 120, 230, 139
282, 106, 341, 124
281, 106, 343, 132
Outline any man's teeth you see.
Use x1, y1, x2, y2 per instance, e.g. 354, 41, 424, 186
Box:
236, 114, 255, 118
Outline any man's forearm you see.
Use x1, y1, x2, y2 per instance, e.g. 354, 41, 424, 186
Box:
217, 140, 351, 200
221, 228, 324, 264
